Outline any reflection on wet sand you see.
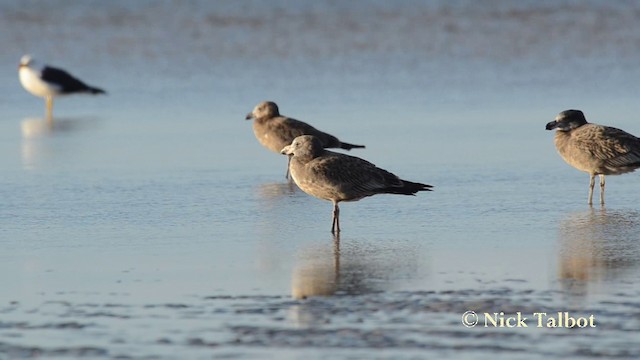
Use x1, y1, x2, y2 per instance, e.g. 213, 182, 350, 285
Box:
253, 182, 303, 245
21, 116, 98, 138
21, 117, 54, 139
558, 208, 640, 294
291, 235, 420, 299
257, 181, 298, 200
21, 116, 99, 170
291, 236, 341, 299
289, 235, 421, 327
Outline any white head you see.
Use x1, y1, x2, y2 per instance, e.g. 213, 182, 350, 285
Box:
19, 55, 35, 68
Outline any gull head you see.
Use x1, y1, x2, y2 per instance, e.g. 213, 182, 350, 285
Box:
546, 109, 587, 131
19, 54, 35, 68
281, 135, 323, 158
246, 101, 280, 120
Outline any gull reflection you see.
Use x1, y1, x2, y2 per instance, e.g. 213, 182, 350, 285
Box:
21, 116, 98, 170
254, 181, 303, 239
291, 234, 420, 299
257, 181, 298, 201
558, 208, 640, 295
289, 235, 421, 326
291, 236, 341, 299
21, 116, 95, 138
21, 117, 54, 138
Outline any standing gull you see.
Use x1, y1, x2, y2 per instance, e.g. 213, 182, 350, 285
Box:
246, 101, 365, 178
18, 55, 106, 119
546, 109, 640, 205
281, 135, 433, 233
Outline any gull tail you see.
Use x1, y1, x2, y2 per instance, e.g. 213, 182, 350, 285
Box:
339, 142, 365, 150
88, 86, 106, 95
385, 180, 433, 195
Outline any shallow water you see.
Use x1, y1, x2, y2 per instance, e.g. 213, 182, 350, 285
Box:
1, 1, 640, 359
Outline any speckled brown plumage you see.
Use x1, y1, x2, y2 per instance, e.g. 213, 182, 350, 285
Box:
246, 101, 365, 177
546, 109, 640, 205
281, 135, 432, 233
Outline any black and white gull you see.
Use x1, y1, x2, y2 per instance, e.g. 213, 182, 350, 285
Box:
18, 55, 106, 118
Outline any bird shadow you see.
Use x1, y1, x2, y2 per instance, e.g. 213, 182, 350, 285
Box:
557, 207, 640, 297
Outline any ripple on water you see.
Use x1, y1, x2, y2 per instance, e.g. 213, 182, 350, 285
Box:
1, 287, 638, 359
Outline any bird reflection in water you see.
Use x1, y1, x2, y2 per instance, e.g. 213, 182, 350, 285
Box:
257, 181, 299, 201
558, 208, 640, 296
21, 116, 92, 138
291, 234, 342, 300
21, 116, 98, 170
291, 234, 419, 299
289, 234, 421, 326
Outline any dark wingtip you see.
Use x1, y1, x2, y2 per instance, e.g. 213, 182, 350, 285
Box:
341, 143, 366, 150
91, 87, 106, 95
405, 181, 433, 194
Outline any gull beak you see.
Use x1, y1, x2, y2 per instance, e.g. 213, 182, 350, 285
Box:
281, 145, 293, 155
545, 120, 558, 130
245, 112, 254, 120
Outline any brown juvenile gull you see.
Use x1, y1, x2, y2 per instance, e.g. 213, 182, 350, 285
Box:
546, 109, 640, 205
281, 135, 433, 233
246, 101, 365, 178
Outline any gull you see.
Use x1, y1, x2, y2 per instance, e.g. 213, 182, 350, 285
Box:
246, 101, 365, 178
546, 109, 640, 205
18, 55, 106, 119
281, 135, 432, 233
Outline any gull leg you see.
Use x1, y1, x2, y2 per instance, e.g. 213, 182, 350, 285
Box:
331, 202, 340, 234
599, 174, 605, 205
45, 96, 53, 120
285, 155, 292, 180
588, 174, 595, 205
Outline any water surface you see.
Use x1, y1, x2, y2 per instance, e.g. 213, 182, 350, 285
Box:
1, 1, 640, 358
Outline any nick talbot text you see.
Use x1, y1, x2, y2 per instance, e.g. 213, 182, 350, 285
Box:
483, 312, 596, 328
